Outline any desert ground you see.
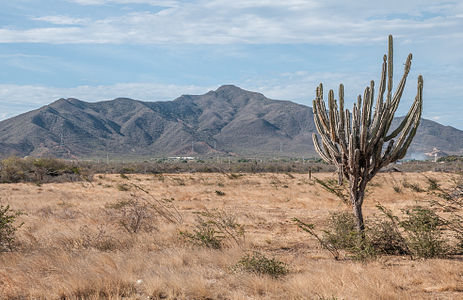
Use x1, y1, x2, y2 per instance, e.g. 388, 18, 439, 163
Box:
1, 171, 462, 299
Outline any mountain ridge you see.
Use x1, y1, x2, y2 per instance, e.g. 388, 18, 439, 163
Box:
0, 85, 462, 159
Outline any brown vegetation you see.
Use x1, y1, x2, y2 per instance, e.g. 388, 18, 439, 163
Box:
1, 172, 462, 299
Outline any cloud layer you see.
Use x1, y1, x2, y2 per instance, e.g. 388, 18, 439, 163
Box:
1, 1, 462, 45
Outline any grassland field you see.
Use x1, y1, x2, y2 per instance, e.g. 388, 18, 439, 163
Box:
1, 171, 462, 299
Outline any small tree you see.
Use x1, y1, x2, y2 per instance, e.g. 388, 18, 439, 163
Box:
312, 35, 423, 232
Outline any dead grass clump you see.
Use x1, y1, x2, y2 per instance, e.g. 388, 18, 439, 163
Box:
59, 280, 137, 299
116, 183, 131, 191
79, 225, 121, 251
402, 180, 425, 192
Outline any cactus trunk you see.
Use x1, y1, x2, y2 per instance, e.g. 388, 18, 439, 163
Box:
312, 35, 423, 233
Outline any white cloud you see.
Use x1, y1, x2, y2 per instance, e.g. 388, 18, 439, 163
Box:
67, 0, 179, 6
0, 82, 213, 120
0, 1, 460, 45
33, 16, 89, 25
0, 82, 212, 106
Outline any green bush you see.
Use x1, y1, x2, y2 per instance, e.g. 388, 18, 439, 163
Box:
426, 177, 440, 191
296, 204, 455, 260
0, 156, 27, 183
180, 217, 223, 249
322, 212, 376, 260
367, 208, 410, 256
0, 204, 24, 252
0, 156, 86, 183
399, 206, 448, 258
234, 252, 288, 278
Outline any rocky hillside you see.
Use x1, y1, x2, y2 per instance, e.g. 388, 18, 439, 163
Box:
0, 85, 461, 159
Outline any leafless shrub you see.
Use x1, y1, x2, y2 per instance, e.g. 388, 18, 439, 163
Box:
79, 225, 120, 251
106, 183, 181, 234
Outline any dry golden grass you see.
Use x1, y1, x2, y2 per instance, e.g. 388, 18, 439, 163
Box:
1, 171, 462, 299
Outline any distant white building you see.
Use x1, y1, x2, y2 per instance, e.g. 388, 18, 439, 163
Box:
424, 148, 448, 162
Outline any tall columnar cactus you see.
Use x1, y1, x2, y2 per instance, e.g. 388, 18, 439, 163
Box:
312, 35, 423, 232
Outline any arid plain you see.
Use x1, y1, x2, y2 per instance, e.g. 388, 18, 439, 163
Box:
1, 171, 462, 299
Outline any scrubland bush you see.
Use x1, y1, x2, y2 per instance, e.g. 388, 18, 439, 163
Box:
180, 209, 244, 249
234, 252, 288, 278
0, 156, 85, 183
295, 202, 461, 260
298, 174, 463, 260
106, 199, 158, 234
106, 184, 181, 234
0, 203, 23, 252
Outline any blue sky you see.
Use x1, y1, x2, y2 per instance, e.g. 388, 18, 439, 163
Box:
1, 0, 462, 129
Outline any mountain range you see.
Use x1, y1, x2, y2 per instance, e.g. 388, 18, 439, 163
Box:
0, 85, 462, 159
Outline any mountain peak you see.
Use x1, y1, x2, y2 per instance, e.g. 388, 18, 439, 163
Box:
213, 85, 265, 101
0, 86, 462, 159
49, 97, 86, 108
215, 84, 244, 92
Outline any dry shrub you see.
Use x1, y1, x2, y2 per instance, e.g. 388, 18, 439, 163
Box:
106, 183, 181, 234
180, 209, 245, 249
107, 198, 158, 234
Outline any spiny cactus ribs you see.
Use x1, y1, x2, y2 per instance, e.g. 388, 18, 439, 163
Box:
312, 35, 423, 231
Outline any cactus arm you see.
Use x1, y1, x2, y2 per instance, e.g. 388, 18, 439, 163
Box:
368, 55, 387, 144
328, 89, 337, 142
386, 34, 393, 105
312, 133, 332, 163
383, 53, 413, 139
388, 76, 423, 161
